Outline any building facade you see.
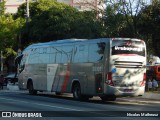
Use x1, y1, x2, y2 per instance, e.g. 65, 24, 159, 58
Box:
58, 0, 101, 11
1, 0, 102, 14
1, 0, 38, 13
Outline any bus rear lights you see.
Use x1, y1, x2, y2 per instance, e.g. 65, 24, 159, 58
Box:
106, 72, 114, 86
106, 80, 114, 86
107, 72, 112, 80
140, 73, 146, 86
98, 87, 102, 91
143, 73, 146, 81
140, 80, 146, 86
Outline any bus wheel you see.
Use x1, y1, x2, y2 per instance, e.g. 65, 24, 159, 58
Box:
100, 95, 116, 101
73, 83, 81, 100
28, 81, 37, 95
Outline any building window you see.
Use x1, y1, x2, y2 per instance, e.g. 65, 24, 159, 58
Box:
74, 5, 81, 10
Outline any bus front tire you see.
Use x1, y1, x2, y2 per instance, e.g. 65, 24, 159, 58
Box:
28, 81, 37, 95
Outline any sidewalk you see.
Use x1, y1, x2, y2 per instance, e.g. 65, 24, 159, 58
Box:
118, 92, 160, 104
3, 83, 19, 91
142, 91, 160, 100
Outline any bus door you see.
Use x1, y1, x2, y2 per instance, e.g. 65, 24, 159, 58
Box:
47, 64, 58, 91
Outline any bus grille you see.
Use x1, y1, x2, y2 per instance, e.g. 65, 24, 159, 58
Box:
114, 61, 143, 68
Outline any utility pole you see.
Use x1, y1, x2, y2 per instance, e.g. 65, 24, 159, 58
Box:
26, 0, 30, 23
0, 50, 3, 74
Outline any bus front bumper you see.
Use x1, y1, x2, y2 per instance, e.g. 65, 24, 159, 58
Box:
104, 86, 145, 97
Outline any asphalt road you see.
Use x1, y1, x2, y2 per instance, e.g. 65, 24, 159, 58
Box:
0, 90, 160, 120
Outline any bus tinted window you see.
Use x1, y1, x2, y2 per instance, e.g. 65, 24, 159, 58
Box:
39, 47, 50, 64
74, 45, 88, 63
88, 42, 105, 62
28, 48, 39, 64
55, 47, 62, 63
62, 46, 73, 63
112, 40, 145, 56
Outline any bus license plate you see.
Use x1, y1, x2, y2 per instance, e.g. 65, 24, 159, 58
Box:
124, 89, 133, 92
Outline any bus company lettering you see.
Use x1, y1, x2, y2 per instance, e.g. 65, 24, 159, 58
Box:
92, 66, 103, 72
115, 46, 143, 52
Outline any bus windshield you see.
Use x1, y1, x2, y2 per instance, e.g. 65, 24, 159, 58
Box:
112, 40, 145, 56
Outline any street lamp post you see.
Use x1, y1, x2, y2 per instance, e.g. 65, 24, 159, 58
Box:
26, 0, 30, 23
0, 50, 3, 74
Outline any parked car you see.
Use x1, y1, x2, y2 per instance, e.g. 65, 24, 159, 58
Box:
3, 73, 18, 85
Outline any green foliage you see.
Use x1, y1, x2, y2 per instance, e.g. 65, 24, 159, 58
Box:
0, 0, 5, 15
19, 0, 104, 46
0, 14, 25, 57
104, 4, 129, 37
2, 0, 160, 58
15, 0, 62, 19
104, 0, 149, 38
4, 48, 17, 58
138, 1, 160, 56
103, 0, 160, 56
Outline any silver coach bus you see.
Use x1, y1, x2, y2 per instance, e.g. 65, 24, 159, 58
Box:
17, 38, 146, 101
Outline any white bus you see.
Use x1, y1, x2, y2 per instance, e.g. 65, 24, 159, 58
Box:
16, 38, 146, 101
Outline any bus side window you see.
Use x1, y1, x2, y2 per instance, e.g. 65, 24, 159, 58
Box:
55, 47, 62, 63
88, 43, 105, 62
49, 47, 55, 64
28, 48, 39, 64
74, 45, 88, 63
61, 45, 73, 63
39, 47, 50, 63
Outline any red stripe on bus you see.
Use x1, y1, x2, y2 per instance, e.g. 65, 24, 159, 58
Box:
61, 65, 70, 92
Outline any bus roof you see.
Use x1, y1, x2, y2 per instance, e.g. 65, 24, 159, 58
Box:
111, 38, 143, 41
25, 38, 144, 50
26, 38, 109, 49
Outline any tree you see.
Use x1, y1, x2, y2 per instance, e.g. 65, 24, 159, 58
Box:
0, 0, 5, 15
138, 0, 160, 56
103, 0, 149, 38
0, 14, 25, 72
0, 15, 24, 50
15, 0, 63, 19
104, 4, 127, 37
18, 0, 104, 46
